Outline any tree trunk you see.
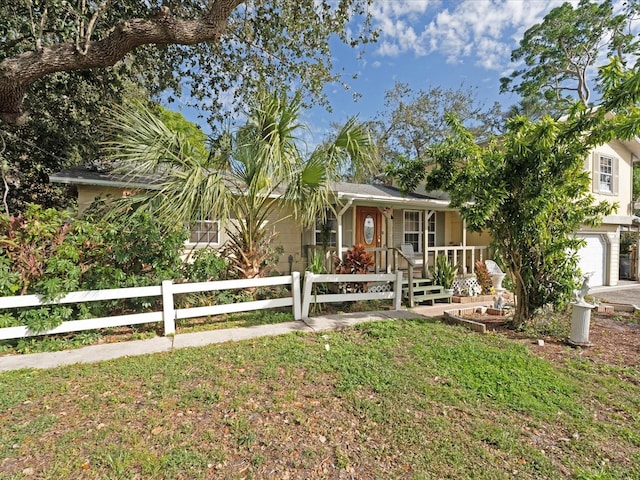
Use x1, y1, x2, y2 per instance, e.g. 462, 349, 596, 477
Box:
0, 1, 244, 125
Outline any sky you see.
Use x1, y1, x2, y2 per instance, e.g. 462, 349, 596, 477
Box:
303, 0, 577, 138
175, 0, 607, 142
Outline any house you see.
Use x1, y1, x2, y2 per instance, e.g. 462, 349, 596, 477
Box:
49, 167, 490, 277
50, 135, 639, 287
576, 138, 640, 286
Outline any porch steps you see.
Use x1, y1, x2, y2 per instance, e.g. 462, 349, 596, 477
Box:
401, 279, 452, 305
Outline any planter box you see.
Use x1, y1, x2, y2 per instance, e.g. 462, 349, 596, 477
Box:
486, 307, 509, 316
452, 294, 494, 304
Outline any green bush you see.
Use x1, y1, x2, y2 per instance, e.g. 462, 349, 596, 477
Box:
0, 204, 187, 332
182, 248, 230, 282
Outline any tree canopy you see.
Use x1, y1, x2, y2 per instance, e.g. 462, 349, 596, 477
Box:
500, 0, 639, 111
0, 0, 376, 128
375, 83, 503, 191
101, 88, 376, 278
427, 58, 640, 327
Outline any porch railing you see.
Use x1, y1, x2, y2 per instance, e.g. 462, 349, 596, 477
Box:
307, 244, 489, 276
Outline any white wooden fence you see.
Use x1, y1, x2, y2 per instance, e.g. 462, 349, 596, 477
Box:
0, 271, 403, 341
301, 271, 403, 318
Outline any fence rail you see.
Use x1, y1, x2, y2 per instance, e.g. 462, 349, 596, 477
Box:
0, 273, 301, 341
301, 271, 403, 318
0, 270, 403, 342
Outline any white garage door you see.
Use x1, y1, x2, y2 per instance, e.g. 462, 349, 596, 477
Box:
576, 234, 606, 287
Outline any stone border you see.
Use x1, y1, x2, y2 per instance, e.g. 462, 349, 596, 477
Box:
452, 294, 494, 304
598, 303, 638, 313
443, 306, 489, 334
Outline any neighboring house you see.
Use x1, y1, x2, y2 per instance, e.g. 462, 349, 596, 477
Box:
576, 139, 640, 286
49, 167, 491, 276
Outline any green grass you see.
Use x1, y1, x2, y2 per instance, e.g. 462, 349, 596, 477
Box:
1, 319, 638, 479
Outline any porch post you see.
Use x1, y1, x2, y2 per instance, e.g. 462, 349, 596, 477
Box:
382, 208, 393, 273
336, 199, 353, 264
424, 211, 434, 278
462, 219, 468, 274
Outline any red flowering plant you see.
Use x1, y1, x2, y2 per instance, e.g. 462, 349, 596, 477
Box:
335, 244, 374, 293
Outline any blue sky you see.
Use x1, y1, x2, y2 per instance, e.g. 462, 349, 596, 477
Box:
175, 0, 622, 142
303, 0, 576, 138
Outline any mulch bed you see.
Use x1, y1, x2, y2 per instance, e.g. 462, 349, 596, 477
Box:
460, 308, 640, 369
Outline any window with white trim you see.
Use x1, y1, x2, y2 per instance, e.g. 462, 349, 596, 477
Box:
188, 220, 220, 245
315, 211, 337, 247
404, 210, 423, 253
599, 156, 613, 193
592, 153, 618, 195
427, 213, 436, 248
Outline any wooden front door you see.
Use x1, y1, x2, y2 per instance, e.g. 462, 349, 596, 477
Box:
355, 206, 382, 249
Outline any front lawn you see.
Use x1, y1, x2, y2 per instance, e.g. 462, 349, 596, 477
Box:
1, 319, 638, 479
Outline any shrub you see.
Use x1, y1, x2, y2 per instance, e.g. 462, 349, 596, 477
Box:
182, 248, 230, 282
335, 244, 373, 274
0, 204, 188, 332
335, 244, 373, 293
432, 255, 457, 290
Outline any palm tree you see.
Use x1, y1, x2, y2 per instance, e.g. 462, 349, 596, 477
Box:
101, 89, 376, 279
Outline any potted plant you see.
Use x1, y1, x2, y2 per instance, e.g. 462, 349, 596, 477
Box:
432, 255, 457, 294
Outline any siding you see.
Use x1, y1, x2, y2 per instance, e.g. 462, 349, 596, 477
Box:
588, 142, 633, 216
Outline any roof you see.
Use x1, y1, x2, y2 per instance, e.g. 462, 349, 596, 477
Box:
49, 167, 163, 190
50, 167, 453, 210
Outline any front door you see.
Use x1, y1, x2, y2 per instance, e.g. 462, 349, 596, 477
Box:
355, 207, 382, 249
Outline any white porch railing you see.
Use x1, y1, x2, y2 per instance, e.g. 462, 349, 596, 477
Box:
428, 246, 489, 274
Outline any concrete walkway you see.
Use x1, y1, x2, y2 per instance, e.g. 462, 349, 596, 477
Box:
0, 310, 426, 372
590, 282, 640, 309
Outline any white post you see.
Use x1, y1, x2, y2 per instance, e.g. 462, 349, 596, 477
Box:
568, 303, 594, 347
162, 280, 176, 336
336, 199, 353, 267
291, 271, 302, 320
301, 271, 316, 319
393, 270, 403, 311
462, 219, 468, 273
569, 276, 595, 347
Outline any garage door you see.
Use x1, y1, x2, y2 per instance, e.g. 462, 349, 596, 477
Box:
576, 234, 606, 287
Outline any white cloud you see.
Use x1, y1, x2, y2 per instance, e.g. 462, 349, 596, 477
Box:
369, 0, 585, 71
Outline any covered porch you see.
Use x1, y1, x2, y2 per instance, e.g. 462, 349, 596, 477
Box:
304, 182, 491, 278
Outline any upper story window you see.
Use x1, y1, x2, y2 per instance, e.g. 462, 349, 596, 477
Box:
188, 219, 220, 245
315, 211, 336, 247
592, 153, 618, 196
404, 210, 422, 253
599, 156, 613, 193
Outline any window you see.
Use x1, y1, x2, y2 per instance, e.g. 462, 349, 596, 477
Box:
315, 211, 337, 247
427, 213, 436, 248
404, 210, 422, 253
188, 220, 220, 245
599, 156, 613, 193
592, 153, 618, 195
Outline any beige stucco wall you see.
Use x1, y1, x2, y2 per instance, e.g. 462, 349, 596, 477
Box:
77, 185, 130, 213
444, 211, 463, 245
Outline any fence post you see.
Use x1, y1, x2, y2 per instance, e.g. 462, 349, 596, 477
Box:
162, 280, 176, 336
301, 271, 315, 319
291, 271, 302, 320
393, 270, 403, 311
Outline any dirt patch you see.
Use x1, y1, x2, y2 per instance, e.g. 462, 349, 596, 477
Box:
513, 311, 640, 369
460, 309, 640, 369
